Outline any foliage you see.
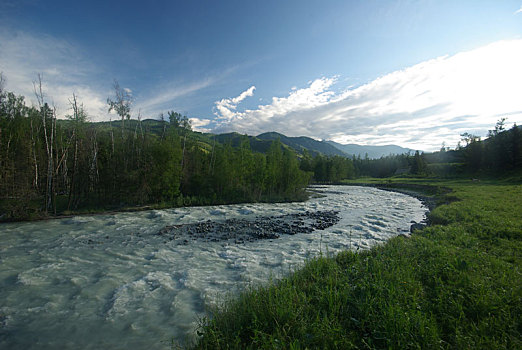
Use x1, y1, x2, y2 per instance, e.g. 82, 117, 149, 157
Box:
0, 87, 310, 220
300, 154, 355, 182
351, 119, 522, 179
193, 179, 522, 349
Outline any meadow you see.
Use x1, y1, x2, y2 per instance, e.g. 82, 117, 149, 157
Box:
193, 178, 521, 349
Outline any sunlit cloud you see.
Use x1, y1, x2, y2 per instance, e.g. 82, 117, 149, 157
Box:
514, 6, 522, 14
189, 117, 212, 133
213, 40, 522, 150
214, 86, 256, 121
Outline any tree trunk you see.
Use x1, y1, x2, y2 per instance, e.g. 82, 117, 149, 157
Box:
30, 119, 39, 191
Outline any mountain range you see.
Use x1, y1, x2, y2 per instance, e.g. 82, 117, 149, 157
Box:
90, 119, 414, 159
325, 141, 414, 159
213, 130, 413, 159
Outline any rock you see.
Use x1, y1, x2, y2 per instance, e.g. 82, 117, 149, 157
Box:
410, 222, 425, 233
156, 210, 341, 245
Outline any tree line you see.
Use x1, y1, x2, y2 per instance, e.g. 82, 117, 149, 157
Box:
0, 78, 310, 220
300, 153, 355, 183
345, 119, 522, 178
4, 74, 517, 220
458, 118, 521, 174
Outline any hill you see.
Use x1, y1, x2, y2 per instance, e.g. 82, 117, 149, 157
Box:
257, 132, 346, 157
326, 140, 414, 159
84, 119, 412, 159
212, 132, 273, 154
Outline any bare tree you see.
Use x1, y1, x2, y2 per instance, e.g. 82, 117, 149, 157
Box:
107, 79, 133, 139
89, 128, 99, 192
67, 93, 86, 210
33, 74, 54, 213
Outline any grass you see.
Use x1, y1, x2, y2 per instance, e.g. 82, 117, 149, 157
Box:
192, 178, 522, 349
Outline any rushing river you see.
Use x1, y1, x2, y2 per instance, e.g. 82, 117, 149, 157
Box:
0, 186, 427, 349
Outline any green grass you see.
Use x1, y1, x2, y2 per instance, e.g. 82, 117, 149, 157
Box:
192, 179, 522, 349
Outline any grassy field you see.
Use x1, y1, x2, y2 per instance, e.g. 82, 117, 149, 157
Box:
192, 178, 521, 349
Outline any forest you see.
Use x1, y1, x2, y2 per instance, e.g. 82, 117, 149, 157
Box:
349, 119, 522, 179
1, 75, 521, 221
0, 79, 311, 221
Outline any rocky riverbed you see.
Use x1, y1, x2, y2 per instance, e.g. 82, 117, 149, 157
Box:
0, 185, 427, 350
157, 210, 340, 244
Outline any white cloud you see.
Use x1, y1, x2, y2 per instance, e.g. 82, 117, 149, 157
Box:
135, 78, 215, 118
189, 117, 212, 133
214, 86, 256, 121
213, 40, 522, 151
0, 28, 111, 120
514, 6, 522, 14
0, 28, 222, 122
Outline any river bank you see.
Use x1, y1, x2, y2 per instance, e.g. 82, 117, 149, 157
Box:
0, 186, 426, 349
0, 191, 311, 223
193, 179, 522, 349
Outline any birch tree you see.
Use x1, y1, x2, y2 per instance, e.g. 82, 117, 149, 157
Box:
107, 79, 132, 139
33, 74, 54, 213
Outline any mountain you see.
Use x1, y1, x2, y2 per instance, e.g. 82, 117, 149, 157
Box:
326, 141, 414, 159
213, 132, 273, 153
256, 132, 346, 157
211, 131, 412, 159
90, 119, 412, 159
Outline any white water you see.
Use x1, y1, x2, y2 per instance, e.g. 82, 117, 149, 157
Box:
0, 186, 426, 349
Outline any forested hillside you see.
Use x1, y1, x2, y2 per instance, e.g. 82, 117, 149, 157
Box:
0, 85, 310, 221
350, 119, 522, 179
257, 132, 347, 156
2, 77, 520, 221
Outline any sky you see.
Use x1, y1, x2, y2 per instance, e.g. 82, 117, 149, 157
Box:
1, 0, 522, 151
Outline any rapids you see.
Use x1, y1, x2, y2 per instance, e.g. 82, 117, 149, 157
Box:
0, 185, 427, 349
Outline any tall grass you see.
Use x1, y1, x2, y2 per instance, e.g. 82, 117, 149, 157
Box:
192, 180, 521, 349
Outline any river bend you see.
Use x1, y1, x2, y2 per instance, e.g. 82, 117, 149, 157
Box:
0, 185, 426, 349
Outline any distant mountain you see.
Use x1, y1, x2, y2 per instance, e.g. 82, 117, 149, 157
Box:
257, 132, 346, 157
326, 141, 414, 159
213, 131, 412, 159
95, 119, 412, 159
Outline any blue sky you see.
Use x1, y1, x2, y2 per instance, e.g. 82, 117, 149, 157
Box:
1, 0, 522, 150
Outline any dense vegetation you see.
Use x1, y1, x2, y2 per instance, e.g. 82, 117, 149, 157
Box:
0, 80, 310, 221
193, 178, 521, 349
351, 119, 522, 178
2, 75, 520, 222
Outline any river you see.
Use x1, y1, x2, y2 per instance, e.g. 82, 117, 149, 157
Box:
0, 185, 427, 349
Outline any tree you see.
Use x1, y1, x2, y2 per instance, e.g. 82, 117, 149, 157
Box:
34, 74, 56, 213
265, 139, 283, 195
66, 93, 87, 210
107, 79, 132, 139
509, 123, 521, 169
410, 151, 427, 175
484, 119, 510, 172
460, 133, 482, 173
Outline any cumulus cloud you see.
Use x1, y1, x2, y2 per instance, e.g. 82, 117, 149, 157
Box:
213, 40, 522, 150
214, 86, 256, 121
189, 117, 212, 133
515, 6, 522, 14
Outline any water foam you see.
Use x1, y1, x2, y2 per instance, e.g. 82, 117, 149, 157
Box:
0, 186, 426, 349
